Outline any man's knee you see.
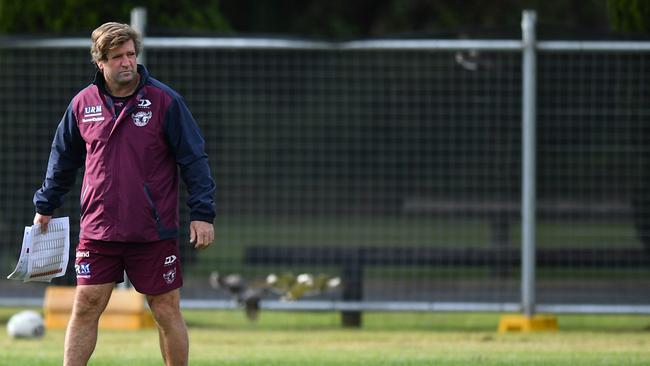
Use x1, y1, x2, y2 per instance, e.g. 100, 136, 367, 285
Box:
72, 285, 112, 319
147, 290, 182, 325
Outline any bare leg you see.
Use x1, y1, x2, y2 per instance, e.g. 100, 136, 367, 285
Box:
64, 283, 114, 366
147, 289, 188, 366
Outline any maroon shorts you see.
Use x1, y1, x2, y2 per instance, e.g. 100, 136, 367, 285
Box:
74, 238, 183, 295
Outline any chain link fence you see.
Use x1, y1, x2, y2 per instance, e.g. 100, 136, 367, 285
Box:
1, 20, 649, 318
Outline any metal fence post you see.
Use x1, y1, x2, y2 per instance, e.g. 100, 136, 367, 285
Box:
521, 9, 537, 318
131, 7, 147, 66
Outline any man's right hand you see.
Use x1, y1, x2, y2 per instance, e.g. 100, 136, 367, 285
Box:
33, 213, 52, 233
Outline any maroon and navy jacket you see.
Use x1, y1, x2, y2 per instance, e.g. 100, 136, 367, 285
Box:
34, 65, 216, 242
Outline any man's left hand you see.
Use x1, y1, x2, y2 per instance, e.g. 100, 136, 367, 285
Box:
189, 221, 214, 249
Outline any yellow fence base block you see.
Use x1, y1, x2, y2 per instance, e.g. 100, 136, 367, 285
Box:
44, 286, 155, 330
498, 314, 558, 333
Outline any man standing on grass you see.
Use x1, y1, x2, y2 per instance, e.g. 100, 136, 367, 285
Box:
33, 22, 215, 366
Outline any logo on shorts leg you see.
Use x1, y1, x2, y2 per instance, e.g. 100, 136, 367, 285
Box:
164, 255, 177, 266
75, 263, 91, 278
163, 268, 176, 284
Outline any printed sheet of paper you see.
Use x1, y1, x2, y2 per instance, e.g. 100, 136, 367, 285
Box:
6, 227, 32, 281
7, 217, 70, 283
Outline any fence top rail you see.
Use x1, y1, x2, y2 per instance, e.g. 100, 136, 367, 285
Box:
538, 40, 650, 52
0, 37, 520, 51
1, 37, 650, 52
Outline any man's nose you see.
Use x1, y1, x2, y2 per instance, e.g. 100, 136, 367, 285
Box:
120, 55, 131, 65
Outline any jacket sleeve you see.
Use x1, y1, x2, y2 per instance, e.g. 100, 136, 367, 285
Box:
164, 97, 216, 223
33, 102, 86, 215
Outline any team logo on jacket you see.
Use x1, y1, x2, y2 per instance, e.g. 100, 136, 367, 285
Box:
82, 105, 105, 123
132, 111, 152, 127
138, 99, 152, 108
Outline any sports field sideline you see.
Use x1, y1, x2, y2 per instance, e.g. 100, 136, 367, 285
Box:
1, 307, 649, 365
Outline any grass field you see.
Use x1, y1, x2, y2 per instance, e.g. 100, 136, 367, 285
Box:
1, 307, 649, 365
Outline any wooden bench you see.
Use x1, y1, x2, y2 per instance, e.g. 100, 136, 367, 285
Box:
403, 198, 636, 276
402, 198, 633, 244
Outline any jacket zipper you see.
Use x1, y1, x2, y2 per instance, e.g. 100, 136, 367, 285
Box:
143, 184, 162, 225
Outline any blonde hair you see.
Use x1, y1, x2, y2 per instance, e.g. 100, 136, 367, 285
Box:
91, 22, 141, 64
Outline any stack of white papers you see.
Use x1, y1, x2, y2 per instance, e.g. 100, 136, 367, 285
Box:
7, 217, 70, 283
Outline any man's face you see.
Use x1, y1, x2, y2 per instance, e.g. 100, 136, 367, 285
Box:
97, 39, 137, 88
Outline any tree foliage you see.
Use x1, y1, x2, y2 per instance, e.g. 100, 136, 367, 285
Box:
1, 0, 645, 37
218, 0, 611, 38
607, 0, 650, 33
0, 0, 230, 34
